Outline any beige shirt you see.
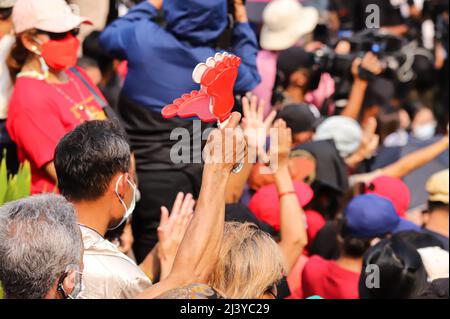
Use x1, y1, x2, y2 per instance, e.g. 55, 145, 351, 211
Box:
79, 225, 152, 299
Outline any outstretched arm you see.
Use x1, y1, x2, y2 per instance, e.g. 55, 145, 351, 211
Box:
341, 53, 383, 120
232, 0, 261, 92
272, 120, 308, 272
136, 113, 247, 298
381, 135, 449, 178
225, 97, 276, 204
99, 0, 161, 60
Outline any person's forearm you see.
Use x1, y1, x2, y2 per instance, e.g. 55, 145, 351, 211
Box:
382, 137, 449, 178
139, 245, 160, 282
170, 165, 230, 281
232, 24, 261, 92
136, 165, 230, 299
341, 79, 368, 120
381, 25, 408, 36
274, 166, 307, 272
43, 161, 58, 183
225, 162, 253, 204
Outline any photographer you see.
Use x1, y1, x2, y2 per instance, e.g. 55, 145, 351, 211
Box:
100, 0, 260, 263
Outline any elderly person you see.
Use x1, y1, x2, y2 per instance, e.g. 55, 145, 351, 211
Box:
54, 120, 195, 299
0, 194, 84, 299
209, 120, 308, 299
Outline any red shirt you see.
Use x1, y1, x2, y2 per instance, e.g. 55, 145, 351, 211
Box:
7, 68, 106, 194
302, 255, 360, 299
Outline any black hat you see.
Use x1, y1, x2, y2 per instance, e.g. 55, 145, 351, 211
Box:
277, 103, 322, 134
277, 47, 315, 88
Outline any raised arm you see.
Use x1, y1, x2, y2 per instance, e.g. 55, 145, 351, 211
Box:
225, 97, 276, 204
381, 135, 449, 178
136, 113, 247, 298
99, 0, 161, 60
231, 0, 261, 92
272, 120, 308, 272
341, 53, 383, 120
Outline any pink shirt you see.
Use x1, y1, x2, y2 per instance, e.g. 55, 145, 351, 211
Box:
252, 50, 279, 117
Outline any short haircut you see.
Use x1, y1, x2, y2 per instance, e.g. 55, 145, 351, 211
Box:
0, 194, 82, 299
54, 120, 131, 202
359, 235, 428, 299
338, 218, 373, 258
428, 201, 449, 213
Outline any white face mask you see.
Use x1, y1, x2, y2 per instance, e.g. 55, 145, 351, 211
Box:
413, 122, 436, 140
109, 175, 137, 231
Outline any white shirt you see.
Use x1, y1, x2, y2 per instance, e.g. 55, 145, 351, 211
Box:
0, 34, 14, 120
78, 225, 152, 299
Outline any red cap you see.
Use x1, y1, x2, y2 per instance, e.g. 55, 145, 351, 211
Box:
249, 181, 314, 231
366, 176, 411, 218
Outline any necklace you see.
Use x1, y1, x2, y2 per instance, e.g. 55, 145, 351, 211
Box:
50, 76, 88, 112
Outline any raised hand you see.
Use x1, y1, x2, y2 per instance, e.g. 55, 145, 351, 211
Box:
158, 193, 195, 280
269, 119, 293, 172
241, 96, 277, 155
203, 112, 248, 174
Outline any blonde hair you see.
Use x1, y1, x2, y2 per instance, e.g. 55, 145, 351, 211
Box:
209, 222, 286, 299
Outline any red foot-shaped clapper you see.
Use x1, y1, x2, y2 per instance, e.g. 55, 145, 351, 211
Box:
162, 52, 242, 123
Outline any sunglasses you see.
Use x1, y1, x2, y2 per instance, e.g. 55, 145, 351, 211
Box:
0, 7, 13, 20
36, 28, 80, 41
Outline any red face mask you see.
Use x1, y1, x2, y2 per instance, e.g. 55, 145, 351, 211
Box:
40, 33, 80, 71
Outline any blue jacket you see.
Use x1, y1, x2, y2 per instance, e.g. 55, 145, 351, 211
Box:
100, 0, 261, 113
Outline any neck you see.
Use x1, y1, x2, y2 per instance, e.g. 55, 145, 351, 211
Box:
336, 254, 363, 274
285, 87, 305, 103
426, 209, 449, 237
73, 197, 114, 237
22, 55, 69, 83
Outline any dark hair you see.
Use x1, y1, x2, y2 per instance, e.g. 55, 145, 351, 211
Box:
6, 32, 35, 81
376, 107, 401, 145
82, 31, 114, 76
0, 7, 13, 20
337, 218, 373, 258
395, 231, 444, 250
54, 120, 131, 202
428, 201, 449, 213
359, 236, 428, 299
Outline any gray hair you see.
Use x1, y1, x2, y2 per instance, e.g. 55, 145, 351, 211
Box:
0, 194, 82, 299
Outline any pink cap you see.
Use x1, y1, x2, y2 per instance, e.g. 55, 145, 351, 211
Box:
12, 0, 92, 34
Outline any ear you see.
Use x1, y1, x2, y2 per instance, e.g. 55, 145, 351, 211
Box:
114, 173, 129, 198
62, 271, 76, 293
21, 32, 41, 54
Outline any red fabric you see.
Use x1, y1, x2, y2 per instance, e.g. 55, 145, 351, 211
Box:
7, 67, 107, 194
302, 255, 360, 299
366, 175, 411, 218
304, 209, 327, 247
249, 181, 314, 231
286, 255, 309, 299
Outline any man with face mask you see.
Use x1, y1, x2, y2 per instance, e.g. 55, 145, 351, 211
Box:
0, 194, 84, 299
54, 120, 195, 299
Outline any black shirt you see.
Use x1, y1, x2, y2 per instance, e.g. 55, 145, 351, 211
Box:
355, 0, 406, 30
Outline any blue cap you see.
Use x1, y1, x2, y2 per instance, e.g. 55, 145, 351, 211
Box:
344, 194, 421, 238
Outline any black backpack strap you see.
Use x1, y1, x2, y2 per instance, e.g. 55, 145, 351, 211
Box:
70, 67, 120, 122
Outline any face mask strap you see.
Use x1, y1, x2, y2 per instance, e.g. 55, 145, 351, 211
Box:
56, 266, 83, 299
110, 175, 137, 231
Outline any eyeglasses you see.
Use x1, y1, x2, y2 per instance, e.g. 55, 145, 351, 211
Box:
36, 28, 80, 41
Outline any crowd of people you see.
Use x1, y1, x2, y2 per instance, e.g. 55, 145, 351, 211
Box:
0, 0, 449, 300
